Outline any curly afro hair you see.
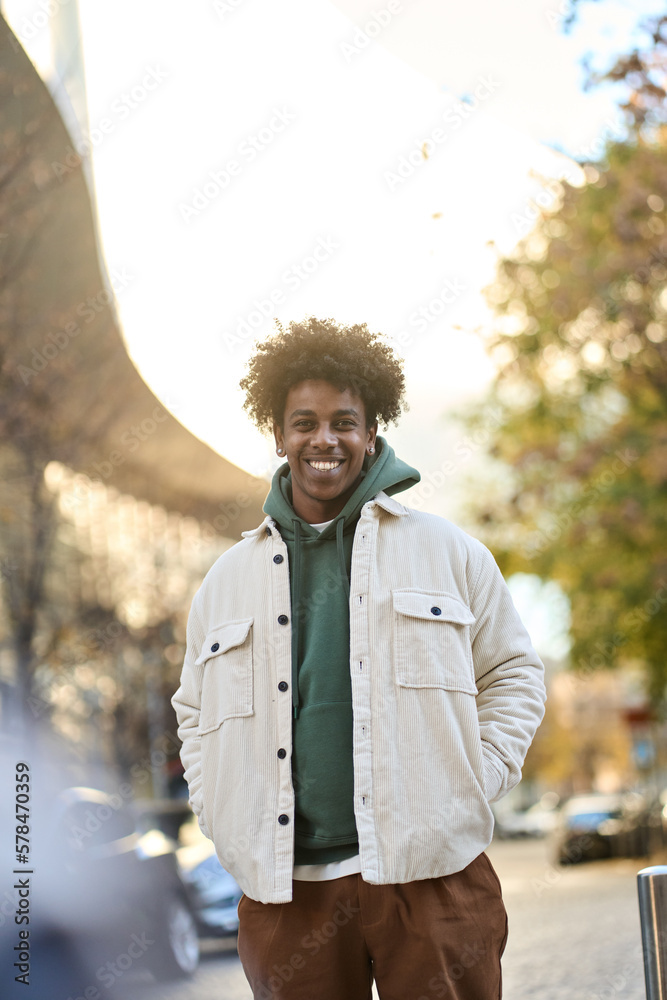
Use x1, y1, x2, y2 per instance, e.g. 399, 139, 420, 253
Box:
240, 316, 407, 432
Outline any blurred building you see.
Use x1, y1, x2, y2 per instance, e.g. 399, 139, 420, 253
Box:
530, 666, 667, 799
0, 12, 268, 787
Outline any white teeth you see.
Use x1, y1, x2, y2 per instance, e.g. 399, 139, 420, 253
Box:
308, 460, 341, 471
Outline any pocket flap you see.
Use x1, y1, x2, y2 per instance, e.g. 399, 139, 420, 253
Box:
392, 591, 475, 626
195, 618, 253, 665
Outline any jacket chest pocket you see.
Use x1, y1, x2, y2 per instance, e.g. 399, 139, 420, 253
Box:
392, 591, 477, 693
196, 618, 254, 734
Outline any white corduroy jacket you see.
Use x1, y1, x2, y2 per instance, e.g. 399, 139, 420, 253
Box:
172, 492, 546, 903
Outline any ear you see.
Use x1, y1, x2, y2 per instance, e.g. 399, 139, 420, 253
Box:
273, 421, 285, 456
367, 421, 378, 453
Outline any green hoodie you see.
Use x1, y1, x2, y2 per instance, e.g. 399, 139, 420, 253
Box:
263, 437, 420, 865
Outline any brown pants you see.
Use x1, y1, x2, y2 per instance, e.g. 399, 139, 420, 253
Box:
237, 853, 508, 1000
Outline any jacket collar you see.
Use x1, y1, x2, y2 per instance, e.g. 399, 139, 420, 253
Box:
242, 515, 276, 539
241, 491, 407, 539
369, 491, 408, 517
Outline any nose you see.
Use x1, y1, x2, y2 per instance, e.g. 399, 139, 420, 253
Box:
311, 422, 337, 450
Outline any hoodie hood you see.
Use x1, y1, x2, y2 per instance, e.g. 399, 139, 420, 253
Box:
263, 436, 420, 537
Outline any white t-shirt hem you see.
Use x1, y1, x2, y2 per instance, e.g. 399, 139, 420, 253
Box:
293, 853, 362, 881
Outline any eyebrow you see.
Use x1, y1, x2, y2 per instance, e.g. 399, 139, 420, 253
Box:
288, 408, 360, 419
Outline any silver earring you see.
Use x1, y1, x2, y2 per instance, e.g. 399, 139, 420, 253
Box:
277, 447, 284, 456
368, 447, 375, 454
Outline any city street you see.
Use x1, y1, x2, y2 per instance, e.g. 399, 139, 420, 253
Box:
108, 837, 650, 1000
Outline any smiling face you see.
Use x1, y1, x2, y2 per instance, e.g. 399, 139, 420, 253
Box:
274, 379, 378, 523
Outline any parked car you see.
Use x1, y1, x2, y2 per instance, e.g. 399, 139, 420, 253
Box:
494, 794, 560, 839
555, 792, 658, 864
1, 785, 201, 994
175, 812, 244, 936
133, 801, 244, 937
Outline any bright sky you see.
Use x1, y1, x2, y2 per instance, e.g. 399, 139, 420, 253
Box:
7, 0, 662, 480
4, 0, 663, 655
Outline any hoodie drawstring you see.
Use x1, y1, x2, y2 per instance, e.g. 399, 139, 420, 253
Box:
336, 518, 350, 599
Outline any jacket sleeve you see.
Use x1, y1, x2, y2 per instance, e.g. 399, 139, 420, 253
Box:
171, 592, 212, 840
468, 541, 547, 803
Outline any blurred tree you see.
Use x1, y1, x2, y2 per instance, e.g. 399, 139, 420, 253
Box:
573, 6, 667, 135
466, 13, 667, 703
521, 672, 635, 795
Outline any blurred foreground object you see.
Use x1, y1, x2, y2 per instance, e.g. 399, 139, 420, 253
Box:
138, 804, 244, 937
0, 784, 200, 996
637, 864, 667, 1000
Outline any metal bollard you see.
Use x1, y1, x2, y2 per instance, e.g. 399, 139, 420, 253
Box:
638, 866, 667, 999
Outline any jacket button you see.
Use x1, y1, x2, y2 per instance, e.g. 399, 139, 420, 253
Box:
277, 748, 286, 759
210, 642, 220, 652
278, 814, 290, 825
277, 614, 289, 625
431, 606, 442, 616
273, 554, 284, 564
278, 681, 289, 692
265, 526, 272, 536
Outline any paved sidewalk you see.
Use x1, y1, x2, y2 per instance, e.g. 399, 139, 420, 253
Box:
109, 838, 651, 1000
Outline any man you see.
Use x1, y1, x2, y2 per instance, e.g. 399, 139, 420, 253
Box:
172, 317, 546, 999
